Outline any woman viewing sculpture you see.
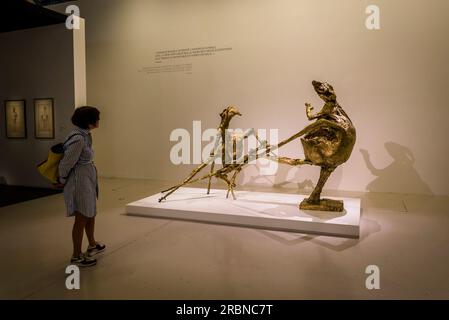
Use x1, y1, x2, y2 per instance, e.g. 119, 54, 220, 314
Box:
56, 106, 106, 267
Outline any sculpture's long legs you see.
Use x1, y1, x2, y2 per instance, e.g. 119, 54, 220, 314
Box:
163, 171, 218, 197
160, 163, 241, 203
214, 174, 232, 198
306, 166, 335, 204
226, 166, 242, 199
207, 151, 215, 194
266, 155, 312, 166
160, 124, 305, 202
159, 162, 209, 202
160, 142, 224, 201
225, 180, 233, 199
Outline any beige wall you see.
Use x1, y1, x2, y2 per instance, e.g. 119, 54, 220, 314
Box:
0, 22, 86, 188
52, 0, 449, 195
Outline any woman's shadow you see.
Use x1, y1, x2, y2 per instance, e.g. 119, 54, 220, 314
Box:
360, 142, 432, 195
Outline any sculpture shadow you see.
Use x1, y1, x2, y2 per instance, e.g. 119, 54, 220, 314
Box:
228, 199, 346, 221
255, 216, 381, 252
360, 142, 433, 195
239, 163, 316, 194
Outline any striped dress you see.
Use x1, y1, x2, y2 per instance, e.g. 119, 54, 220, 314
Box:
58, 127, 98, 218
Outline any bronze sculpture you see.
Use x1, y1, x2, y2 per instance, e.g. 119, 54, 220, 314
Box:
159, 81, 356, 212
286, 80, 356, 211
159, 106, 269, 202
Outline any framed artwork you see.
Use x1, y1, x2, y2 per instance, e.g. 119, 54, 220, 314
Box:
5, 100, 27, 139
34, 98, 55, 139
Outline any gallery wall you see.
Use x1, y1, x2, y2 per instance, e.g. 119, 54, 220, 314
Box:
0, 22, 86, 188
51, 0, 449, 196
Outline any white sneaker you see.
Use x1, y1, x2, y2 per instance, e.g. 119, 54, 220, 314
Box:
86, 242, 106, 257
70, 253, 97, 268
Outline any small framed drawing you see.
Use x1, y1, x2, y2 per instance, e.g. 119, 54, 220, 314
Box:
5, 100, 27, 139
34, 98, 55, 139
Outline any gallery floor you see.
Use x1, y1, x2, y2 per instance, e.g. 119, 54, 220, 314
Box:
0, 178, 448, 299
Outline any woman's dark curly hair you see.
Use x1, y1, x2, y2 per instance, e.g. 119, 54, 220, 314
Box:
71, 106, 100, 129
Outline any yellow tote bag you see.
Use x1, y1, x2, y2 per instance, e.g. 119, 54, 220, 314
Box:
37, 133, 82, 184
37, 144, 64, 184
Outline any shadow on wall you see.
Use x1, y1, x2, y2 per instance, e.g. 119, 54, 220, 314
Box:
271, 165, 316, 191
240, 165, 315, 193
360, 142, 433, 195
0, 177, 6, 185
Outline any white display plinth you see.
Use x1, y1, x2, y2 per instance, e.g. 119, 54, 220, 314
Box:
126, 187, 361, 238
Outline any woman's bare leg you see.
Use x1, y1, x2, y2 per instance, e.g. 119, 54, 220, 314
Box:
73, 212, 87, 257
85, 217, 96, 247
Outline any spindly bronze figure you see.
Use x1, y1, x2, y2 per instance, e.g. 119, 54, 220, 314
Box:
158, 106, 269, 202
159, 81, 356, 212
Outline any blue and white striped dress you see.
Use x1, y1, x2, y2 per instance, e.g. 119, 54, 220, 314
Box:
58, 127, 98, 218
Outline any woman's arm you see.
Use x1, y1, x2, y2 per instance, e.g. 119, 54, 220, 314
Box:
58, 137, 84, 184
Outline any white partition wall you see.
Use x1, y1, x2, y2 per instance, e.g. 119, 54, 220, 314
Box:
73, 18, 87, 108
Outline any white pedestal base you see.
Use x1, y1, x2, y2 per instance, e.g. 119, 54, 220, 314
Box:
126, 187, 361, 238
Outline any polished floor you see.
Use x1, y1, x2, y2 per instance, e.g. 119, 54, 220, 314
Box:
0, 178, 448, 299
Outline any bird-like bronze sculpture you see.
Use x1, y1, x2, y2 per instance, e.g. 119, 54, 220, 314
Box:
297, 80, 356, 211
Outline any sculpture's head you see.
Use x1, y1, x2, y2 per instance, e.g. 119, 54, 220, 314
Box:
312, 80, 336, 102
220, 106, 242, 121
